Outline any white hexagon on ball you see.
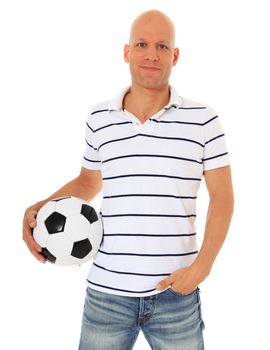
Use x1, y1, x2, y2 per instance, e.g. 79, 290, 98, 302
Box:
64, 214, 91, 242
33, 222, 49, 248
46, 232, 73, 258
55, 196, 89, 217
55, 255, 82, 267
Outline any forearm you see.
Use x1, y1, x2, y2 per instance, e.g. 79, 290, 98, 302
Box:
29, 176, 98, 212
192, 196, 234, 275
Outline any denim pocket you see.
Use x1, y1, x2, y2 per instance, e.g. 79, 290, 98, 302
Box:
167, 287, 198, 296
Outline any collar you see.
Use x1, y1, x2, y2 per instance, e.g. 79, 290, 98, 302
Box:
107, 85, 182, 112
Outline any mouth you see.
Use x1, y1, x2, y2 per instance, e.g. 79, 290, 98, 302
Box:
139, 66, 161, 71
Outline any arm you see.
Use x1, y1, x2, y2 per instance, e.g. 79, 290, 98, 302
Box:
22, 167, 102, 263
192, 165, 234, 275
156, 165, 234, 293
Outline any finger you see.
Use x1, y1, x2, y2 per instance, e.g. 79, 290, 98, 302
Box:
25, 233, 46, 262
22, 209, 46, 263
23, 223, 41, 250
30, 234, 42, 252
156, 276, 174, 290
30, 247, 47, 263
23, 234, 40, 253
26, 210, 38, 228
170, 284, 194, 295
23, 234, 46, 263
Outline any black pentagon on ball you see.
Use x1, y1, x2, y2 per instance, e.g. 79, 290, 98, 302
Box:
71, 238, 92, 259
81, 204, 98, 224
41, 248, 56, 263
45, 212, 66, 234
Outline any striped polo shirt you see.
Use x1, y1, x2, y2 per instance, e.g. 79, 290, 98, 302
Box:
82, 85, 230, 297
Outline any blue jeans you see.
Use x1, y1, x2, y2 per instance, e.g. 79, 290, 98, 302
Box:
78, 286, 205, 350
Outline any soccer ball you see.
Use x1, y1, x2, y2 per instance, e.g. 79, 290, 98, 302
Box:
33, 196, 103, 266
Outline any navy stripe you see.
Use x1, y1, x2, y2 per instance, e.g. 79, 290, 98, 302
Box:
203, 115, 218, 125
83, 156, 101, 163
88, 115, 218, 132
98, 133, 204, 151
140, 133, 204, 147
164, 105, 177, 110
102, 174, 201, 182
103, 232, 196, 237
90, 106, 206, 117
103, 154, 203, 165
178, 106, 206, 110
101, 213, 196, 218
85, 139, 96, 150
152, 118, 205, 126
151, 115, 218, 126
86, 122, 93, 132
87, 280, 157, 294
202, 152, 228, 162
91, 109, 109, 115
93, 262, 170, 277
96, 121, 132, 132
103, 193, 197, 200
86, 121, 132, 133
98, 134, 137, 150
164, 105, 206, 111
98, 249, 198, 257
205, 133, 225, 145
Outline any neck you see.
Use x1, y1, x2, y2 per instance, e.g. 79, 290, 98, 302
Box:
123, 83, 170, 121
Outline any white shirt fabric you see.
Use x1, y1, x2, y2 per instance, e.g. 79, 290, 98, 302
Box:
82, 85, 230, 297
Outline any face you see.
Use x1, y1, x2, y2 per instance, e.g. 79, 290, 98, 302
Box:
124, 14, 179, 90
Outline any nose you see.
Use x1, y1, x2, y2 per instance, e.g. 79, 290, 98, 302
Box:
144, 45, 159, 61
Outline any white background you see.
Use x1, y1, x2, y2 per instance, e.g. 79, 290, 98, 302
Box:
1, 0, 269, 349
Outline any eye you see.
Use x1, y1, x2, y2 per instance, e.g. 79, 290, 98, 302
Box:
136, 42, 146, 48
159, 44, 168, 49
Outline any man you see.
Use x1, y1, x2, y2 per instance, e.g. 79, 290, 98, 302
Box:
23, 9, 234, 350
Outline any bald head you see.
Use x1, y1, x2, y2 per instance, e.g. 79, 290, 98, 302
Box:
129, 10, 175, 48
124, 9, 179, 90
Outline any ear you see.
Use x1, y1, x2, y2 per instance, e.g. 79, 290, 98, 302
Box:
172, 47, 179, 66
124, 44, 130, 63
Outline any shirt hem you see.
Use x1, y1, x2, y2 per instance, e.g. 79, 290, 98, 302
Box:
85, 279, 169, 297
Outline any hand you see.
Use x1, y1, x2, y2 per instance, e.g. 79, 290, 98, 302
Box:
22, 207, 46, 263
155, 264, 208, 294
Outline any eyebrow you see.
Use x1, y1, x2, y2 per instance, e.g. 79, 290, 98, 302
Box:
135, 38, 170, 45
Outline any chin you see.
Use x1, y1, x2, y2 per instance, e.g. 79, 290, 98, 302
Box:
141, 82, 166, 90
135, 78, 163, 89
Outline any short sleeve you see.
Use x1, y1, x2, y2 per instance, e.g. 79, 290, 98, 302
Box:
202, 105, 230, 171
81, 113, 102, 170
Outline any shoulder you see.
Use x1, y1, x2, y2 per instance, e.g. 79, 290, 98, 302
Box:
180, 96, 207, 109
85, 97, 115, 128
88, 98, 115, 116
178, 96, 218, 124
